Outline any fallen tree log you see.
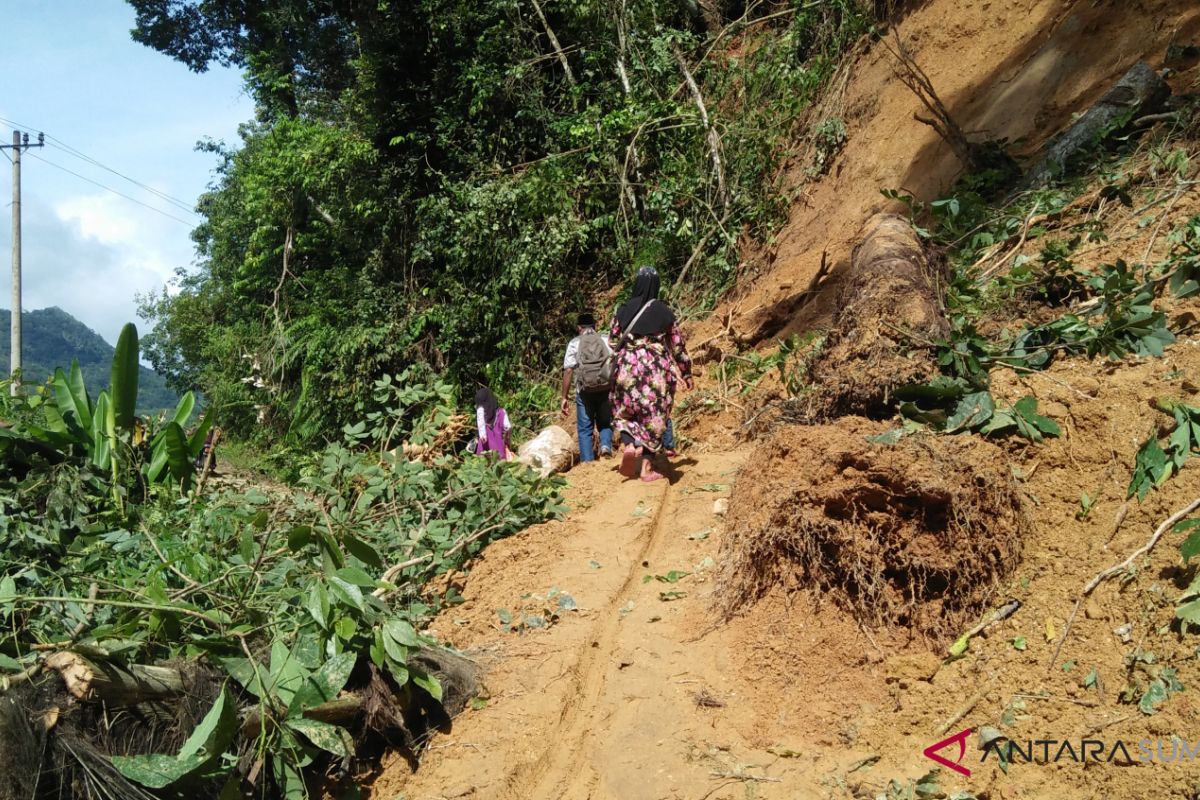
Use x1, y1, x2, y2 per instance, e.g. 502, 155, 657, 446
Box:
1021, 60, 1169, 188
43, 650, 185, 706
803, 213, 948, 419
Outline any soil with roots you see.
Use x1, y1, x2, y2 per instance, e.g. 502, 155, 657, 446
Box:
715, 418, 1028, 640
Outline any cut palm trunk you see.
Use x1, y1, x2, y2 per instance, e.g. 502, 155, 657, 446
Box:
804, 213, 948, 419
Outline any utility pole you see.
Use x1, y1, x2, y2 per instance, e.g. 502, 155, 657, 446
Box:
2, 130, 44, 395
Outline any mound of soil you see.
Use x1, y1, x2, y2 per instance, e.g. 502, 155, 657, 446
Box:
804, 214, 949, 419
716, 419, 1028, 640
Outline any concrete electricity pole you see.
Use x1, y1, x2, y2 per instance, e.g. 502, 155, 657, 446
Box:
2, 130, 44, 395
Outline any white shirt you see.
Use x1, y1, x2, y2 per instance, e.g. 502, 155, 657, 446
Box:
477, 406, 512, 441
563, 329, 611, 369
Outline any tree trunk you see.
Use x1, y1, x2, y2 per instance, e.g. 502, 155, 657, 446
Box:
1022, 61, 1169, 188
43, 651, 185, 706
805, 214, 949, 418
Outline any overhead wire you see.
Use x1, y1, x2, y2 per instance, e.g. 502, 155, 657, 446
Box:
0, 113, 201, 219
46, 140, 197, 214
25, 152, 197, 227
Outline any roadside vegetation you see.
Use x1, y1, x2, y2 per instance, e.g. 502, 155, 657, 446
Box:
130, 0, 872, 447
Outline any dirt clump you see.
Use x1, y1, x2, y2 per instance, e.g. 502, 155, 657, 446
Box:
716, 419, 1028, 640
804, 214, 948, 419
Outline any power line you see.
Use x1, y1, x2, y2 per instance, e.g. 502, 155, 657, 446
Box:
47, 141, 197, 215
0, 114, 200, 216
26, 152, 197, 227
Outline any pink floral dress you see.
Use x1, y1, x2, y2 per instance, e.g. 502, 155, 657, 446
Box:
608, 315, 692, 452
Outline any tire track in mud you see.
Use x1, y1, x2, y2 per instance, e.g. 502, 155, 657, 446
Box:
494, 476, 679, 800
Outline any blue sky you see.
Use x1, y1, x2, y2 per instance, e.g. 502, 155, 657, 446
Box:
0, 0, 253, 347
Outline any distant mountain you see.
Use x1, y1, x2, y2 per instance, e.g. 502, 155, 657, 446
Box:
0, 307, 179, 413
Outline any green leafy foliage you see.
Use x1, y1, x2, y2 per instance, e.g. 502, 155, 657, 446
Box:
1159, 214, 1200, 298
1, 324, 204, 508
1174, 519, 1200, 628
131, 1, 871, 446
113, 688, 238, 788
1137, 667, 1185, 715
896, 378, 1058, 444
979, 396, 1062, 442
1127, 400, 1200, 500
0, 370, 565, 797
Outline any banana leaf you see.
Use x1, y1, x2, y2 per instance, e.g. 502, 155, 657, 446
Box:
168, 391, 196, 428
91, 391, 112, 470
67, 359, 93, 431
111, 323, 139, 432
163, 422, 192, 489
51, 366, 91, 441
187, 407, 214, 460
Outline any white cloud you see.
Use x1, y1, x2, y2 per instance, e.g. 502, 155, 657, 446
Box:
2, 192, 197, 346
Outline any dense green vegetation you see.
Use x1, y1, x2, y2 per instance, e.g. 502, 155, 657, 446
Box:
132, 0, 873, 446
1, 307, 178, 413
0, 331, 565, 798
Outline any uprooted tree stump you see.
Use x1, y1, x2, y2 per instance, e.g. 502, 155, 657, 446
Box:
802, 213, 949, 419
715, 420, 1028, 641
0, 646, 480, 800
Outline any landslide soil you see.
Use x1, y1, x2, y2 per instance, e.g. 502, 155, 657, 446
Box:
364, 1, 1200, 797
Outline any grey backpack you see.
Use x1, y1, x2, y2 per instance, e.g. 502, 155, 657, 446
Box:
576, 331, 614, 392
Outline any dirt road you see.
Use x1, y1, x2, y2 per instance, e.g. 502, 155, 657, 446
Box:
367, 451, 886, 800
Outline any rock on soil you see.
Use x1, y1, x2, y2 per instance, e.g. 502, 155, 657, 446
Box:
518, 425, 578, 477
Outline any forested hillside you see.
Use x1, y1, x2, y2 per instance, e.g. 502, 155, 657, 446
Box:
0, 307, 178, 412
131, 0, 869, 443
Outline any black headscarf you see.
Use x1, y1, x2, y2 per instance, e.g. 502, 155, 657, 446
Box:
475, 387, 501, 426
614, 266, 675, 336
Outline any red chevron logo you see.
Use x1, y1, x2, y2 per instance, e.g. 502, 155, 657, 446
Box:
923, 727, 973, 777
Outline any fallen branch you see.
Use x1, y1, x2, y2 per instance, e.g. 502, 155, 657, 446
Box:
1085, 713, 1132, 736
1103, 502, 1130, 546
672, 42, 728, 209
1048, 496, 1200, 670
935, 676, 998, 735
976, 202, 1041, 284
709, 771, 781, 783
882, 32, 978, 170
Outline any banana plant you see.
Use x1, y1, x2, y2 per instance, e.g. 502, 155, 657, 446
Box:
3, 322, 211, 500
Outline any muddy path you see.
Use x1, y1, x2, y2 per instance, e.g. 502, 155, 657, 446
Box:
366, 452, 887, 800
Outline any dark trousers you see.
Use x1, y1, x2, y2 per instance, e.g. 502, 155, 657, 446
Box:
576, 390, 613, 461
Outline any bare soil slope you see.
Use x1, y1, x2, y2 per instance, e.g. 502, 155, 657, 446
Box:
698, 0, 1200, 349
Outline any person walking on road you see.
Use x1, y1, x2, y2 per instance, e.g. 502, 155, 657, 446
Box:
608, 267, 692, 481
474, 386, 514, 460
561, 312, 614, 461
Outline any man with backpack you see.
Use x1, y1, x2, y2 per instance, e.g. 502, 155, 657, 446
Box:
561, 312, 614, 461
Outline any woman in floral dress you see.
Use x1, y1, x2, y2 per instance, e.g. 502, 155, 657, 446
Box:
609, 266, 693, 481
